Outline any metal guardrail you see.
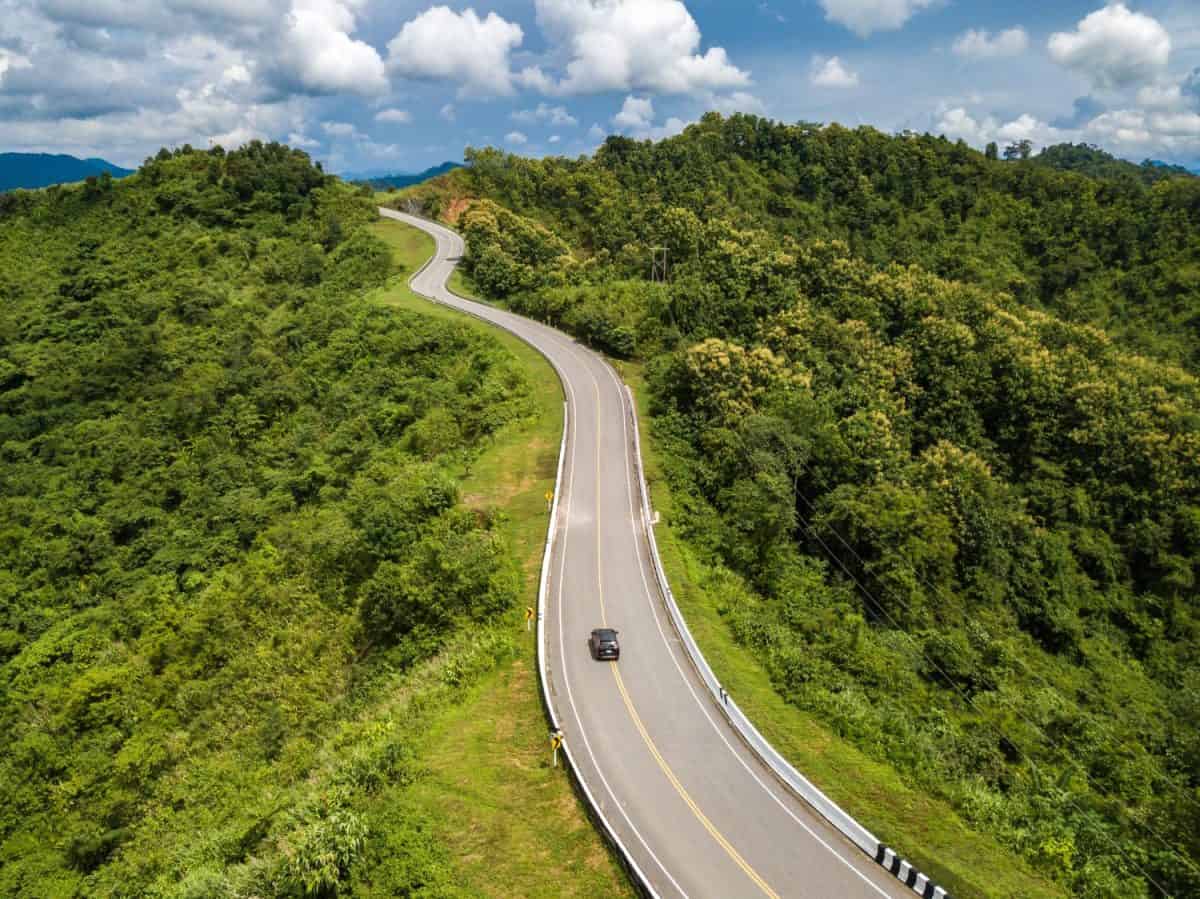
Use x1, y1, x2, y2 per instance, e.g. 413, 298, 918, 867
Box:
621, 385, 950, 899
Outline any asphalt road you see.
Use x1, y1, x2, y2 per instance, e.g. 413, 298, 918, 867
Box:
383, 208, 911, 899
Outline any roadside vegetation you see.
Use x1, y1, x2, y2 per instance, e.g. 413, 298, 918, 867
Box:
0, 145, 627, 896
394, 114, 1200, 898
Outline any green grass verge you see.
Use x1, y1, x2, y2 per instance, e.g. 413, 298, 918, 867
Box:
367, 218, 633, 897
614, 362, 1064, 899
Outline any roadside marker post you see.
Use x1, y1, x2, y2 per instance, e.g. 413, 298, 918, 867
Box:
525, 606, 535, 631
550, 730, 564, 768
545, 489, 554, 510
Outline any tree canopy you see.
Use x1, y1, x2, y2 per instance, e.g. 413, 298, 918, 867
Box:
0, 143, 534, 895
402, 114, 1200, 898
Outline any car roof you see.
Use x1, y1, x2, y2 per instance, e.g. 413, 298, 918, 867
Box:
592, 627, 618, 638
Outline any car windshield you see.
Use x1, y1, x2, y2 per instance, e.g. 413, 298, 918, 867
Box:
595, 629, 617, 641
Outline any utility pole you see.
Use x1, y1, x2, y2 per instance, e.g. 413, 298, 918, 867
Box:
651, 246, 669, 285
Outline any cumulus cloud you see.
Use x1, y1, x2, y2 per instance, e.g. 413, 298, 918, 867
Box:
0, 48, 31, 84
1048, 3, 1170, 89
512, 103, 578, 126
609, 95, 688, 140
38, 0, 286, 31
1085, 109, 1200, 148
288, 131, 320, 148
810, 56, 858, 88
528, 0, 749, 95
612, 95, 655, 130
643, 116, 689, 141
937, 107, 1059, 149
953, 27, 1029, 60
321, 120, 360, 138
505, 130, 528, 145
709, 91, 766, 116
387, 6, 523, 97
818, 0, 936, 38
374, 108, 412, 124
274, 0, 387, 96
588, 123, 606, 141
1137, 82, 1184, 110
439, 103, 456, 122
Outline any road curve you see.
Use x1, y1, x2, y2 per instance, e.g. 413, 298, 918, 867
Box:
384, 208, 911, 899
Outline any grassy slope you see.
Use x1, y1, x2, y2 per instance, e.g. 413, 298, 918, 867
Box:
614, 363, 1064, 899
366, 220, 632, 897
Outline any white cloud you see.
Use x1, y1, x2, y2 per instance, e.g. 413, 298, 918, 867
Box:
608, 95, 689, 140
810, 55, 858, 88
647, 116, 688, 140
936, 106, 1058, 149
387, 6, 524, 97
220, 63, 252, 86
588, 122, 606, 141
374, 108, 411, 124
1048, 3, 1170, 89
1084, 108, 1152, 144
818, 0, 936, 38
953, 27, 1029, 60
288, 131, 320, 148
528, 0, 749, 95
548, 134, 561, 143
275, 0, 387, 95
505, 130, 528, 145
515, 65, 557, 94
321, 120, 360, 138
512, 102, 578, 126
1149, 110, 1200, 136
710, 91, 766, 116
439, 103, 457, 122
1137, 82, 1184, 110
613, 95, 655, 130
0, 49, 32, 84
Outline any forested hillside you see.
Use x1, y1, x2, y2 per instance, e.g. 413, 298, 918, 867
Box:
408, 114, 1200, 370
395, 114, 1200, 897
0, 145, 540, 895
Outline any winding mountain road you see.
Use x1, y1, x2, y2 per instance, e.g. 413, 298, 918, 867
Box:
383, 208, 911, 899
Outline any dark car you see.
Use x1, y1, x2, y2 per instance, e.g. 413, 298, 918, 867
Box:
589, 627, 620, 661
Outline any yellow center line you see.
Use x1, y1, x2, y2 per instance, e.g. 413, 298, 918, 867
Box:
595, 378, 607, 626
611, 664, 781, 899
590, 372, 779, 899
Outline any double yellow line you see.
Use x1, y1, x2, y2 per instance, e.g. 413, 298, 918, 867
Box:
590, 380, 780, 899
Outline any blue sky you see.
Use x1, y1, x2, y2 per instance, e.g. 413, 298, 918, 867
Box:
1, 0, 1198, 173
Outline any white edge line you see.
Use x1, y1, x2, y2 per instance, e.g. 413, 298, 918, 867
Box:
389, 208, 671, 899
597, 362, 891, 897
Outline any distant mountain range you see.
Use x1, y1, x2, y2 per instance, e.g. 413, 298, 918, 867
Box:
0, 153, 134, 192
346, 161, 462, 190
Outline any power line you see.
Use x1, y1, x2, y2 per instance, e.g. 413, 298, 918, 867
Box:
781, 456, 1196, 890
788, 491, 1176, 895
788, 446, 1200, 837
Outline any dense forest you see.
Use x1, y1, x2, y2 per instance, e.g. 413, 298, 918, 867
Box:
0, 145, 538, 894
397, 114, 1200, 897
